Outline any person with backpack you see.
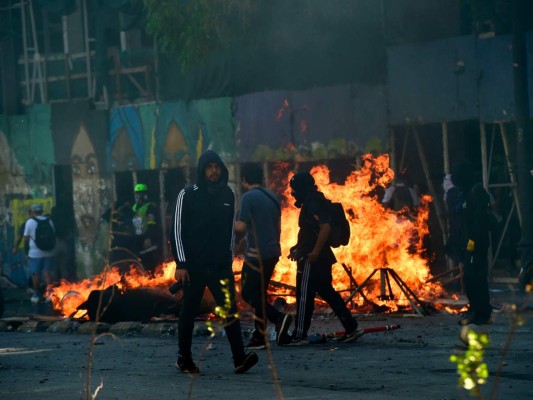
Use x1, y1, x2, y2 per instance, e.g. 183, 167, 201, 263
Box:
284, 171, 363, 345
382, 170, 420, 213
23, 203, 56, 303
234, 163, 293, 349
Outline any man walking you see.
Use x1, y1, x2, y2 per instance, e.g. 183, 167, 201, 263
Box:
24, 203, 55, 303
235, 163, 292, 349
170, 150, 258, 374
286, 172, 363, 345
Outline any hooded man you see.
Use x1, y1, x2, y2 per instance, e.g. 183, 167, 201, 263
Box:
285, 171, 363, 345
170, 150, 258, 374
448, 164, 493, 325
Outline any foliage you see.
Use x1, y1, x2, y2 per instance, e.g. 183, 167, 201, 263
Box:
205, 278, 238, 336
142, 0, 255, 70
450, 328, 490, 397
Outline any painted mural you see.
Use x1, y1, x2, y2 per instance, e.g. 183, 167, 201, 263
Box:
108, 101, 221, 173
0, 107, 54, 287
2, 87, 385, 284
234, 84, 388, 162
51, 102, 111, 280
71, 124, 108, 278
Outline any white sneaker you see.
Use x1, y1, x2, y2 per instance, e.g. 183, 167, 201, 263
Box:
30, 295, 40, 304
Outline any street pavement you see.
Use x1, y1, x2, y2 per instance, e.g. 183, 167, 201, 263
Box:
0, 287, 532, 400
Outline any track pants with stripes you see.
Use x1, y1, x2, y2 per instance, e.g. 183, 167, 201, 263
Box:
293, 258, 358, 339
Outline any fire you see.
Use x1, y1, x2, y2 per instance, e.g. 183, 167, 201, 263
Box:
50, 153, 448, 319
266, 153, 446, 310
49, 262, 177, 318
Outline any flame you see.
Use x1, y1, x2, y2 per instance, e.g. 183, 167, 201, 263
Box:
49, 262, 177, 318
50, 153, 451, 319
264, 153, 447, 311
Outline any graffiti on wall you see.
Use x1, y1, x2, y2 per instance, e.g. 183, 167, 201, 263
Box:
108, 102, 213, 172
235, 84, 388, 162
71, 124, 110, 278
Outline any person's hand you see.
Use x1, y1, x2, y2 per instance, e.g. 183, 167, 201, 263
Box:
143, 238, 152, 250
174, 268, 189, 284
233, 238, 246, 257
307, 250, 319, 263
288, 246, 300, 261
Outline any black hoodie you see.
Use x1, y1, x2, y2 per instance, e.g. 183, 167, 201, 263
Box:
170, 150, 235, 272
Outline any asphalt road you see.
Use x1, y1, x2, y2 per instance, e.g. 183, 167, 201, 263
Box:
1, 298, 533, 400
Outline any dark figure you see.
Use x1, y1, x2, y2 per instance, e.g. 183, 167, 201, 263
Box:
51, 205, 77, 281
170, 150, 258, 374
286, 172, 363, 345
234, 163, 293, 349
131, 184, 163, 273
382, 170, 420, 212
443, 173, 466, 269
449, 167, 493, 325
101, 201, 136, 272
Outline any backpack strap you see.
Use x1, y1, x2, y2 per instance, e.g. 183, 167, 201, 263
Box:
253, 187, 281, 212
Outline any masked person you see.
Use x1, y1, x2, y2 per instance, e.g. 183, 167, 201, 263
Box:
235, 163, 293, 349
450, 166, 493, 326
285, 171, 363, 345
170, 150, 258, 374
132, 184, 162, 273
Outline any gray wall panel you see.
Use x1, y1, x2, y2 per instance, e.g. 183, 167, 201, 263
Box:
235, 91, 292, 161
478, 35, 515, 122
291, 85, 353, 147
387, 36, 478, 124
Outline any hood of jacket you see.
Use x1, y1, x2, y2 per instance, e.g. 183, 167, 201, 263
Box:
196, 150, 229, 191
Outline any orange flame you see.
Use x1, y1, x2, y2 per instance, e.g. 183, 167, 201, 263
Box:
50, 153, 450, 319
49, 262, 177, 318
266, 153, 446, 310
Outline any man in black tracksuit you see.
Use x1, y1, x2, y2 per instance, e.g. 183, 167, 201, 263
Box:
286, 172, 363, 345
170, 150, 258, 374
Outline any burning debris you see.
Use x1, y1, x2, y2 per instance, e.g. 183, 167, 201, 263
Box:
48, 153, 450, 321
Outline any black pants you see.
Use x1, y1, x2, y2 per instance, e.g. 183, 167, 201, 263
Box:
463, 245, 492, 320
293, 258, 357, 339
178, 267, 246, 365
241, 257, 284, 340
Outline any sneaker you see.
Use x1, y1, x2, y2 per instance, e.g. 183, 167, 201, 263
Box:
337, 329, 365, 343
30, 295, 40, 304
234, 352, 258, 374
285, 337, 309, 346
459, 313, 492, 326
175, 356, 200, 374
459, 311, 475, 326
276, 314, 293, 346
246, 335, 266, 350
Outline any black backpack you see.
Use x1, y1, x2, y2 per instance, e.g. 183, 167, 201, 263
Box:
33, 217, 56, 251
328, 201, 351, 248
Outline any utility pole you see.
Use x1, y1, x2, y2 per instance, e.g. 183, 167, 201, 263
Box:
512, 0, 533, 272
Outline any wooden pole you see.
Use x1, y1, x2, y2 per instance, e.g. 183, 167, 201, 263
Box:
480, 123, 489, 189
499, 122, 522, 226
389, 127, 396, 173
442, 122, 450, 175
399, 127, 409, 172
480, 122, 494, 277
